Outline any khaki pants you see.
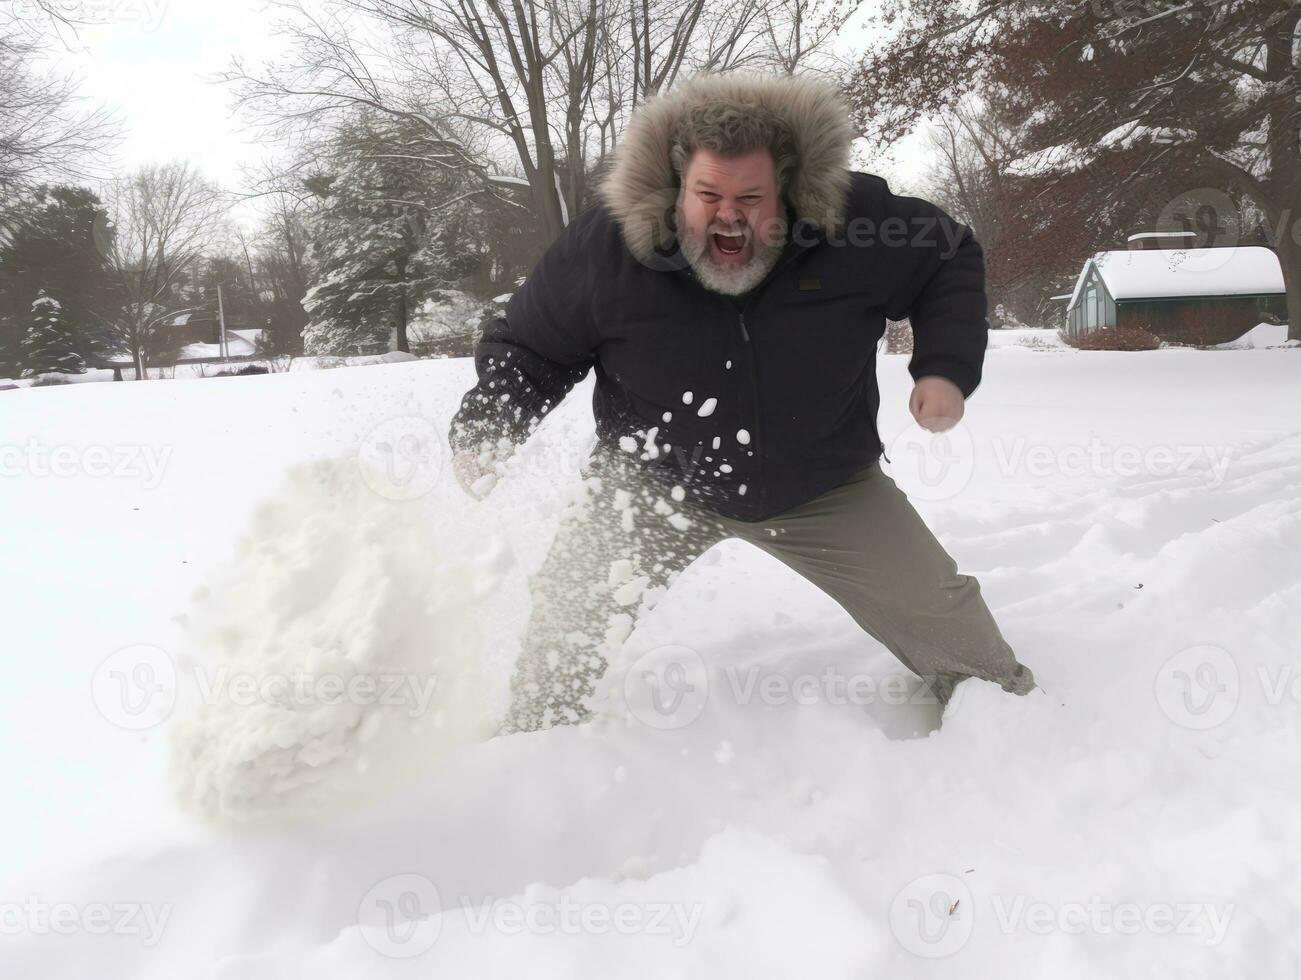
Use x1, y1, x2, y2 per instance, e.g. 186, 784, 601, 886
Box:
501, 447, 1036, 734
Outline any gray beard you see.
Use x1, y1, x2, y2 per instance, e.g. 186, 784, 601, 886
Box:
678, 227, 786, 296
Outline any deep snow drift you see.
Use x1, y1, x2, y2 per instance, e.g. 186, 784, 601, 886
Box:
1, 345, 1298, 977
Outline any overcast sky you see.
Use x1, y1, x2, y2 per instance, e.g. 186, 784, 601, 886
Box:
37, 0, 934, 224
40, 0, 284, 214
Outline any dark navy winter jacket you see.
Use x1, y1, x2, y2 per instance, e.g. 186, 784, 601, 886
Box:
448, 170, 990, 522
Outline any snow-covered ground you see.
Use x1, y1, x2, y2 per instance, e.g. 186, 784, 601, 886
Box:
986, 327, 1069, 350
1, 344, 1299, 977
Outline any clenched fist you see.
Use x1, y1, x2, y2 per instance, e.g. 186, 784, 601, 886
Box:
452, 450, 499, 500
908, 376, 965, 433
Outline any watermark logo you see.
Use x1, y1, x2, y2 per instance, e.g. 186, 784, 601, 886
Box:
721, 665, 966, 714
460, 895, 703, 946
192, 665, 441, 718
359, 873, 442, 958
890, 878, 1235, 956
1151, 187, 1242, 274
0, 440, 172, 489
358, 415, 445, 500
0, 897, 172, 947
1155, 644, 1239, 730
91, 644, 176, 730
356, 874, 705, 956
992, 438, 1234, 488
92, 644, 445, 731
991, 896, 1233, 944
890, 873, 974, 958
623, 187, 976, 273
1258, 662, 1301, 707
887, 418, 975, 501
622, 644, 709, 729
621, 646, 964, 730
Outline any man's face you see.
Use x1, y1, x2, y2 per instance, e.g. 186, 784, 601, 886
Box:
675, 147, 787, 296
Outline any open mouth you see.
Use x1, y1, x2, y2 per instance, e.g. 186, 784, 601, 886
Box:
712, 232, 746, 256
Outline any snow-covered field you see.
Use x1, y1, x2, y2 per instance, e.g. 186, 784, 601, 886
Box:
986, 327, 1069, 350
1, 344, 1299, 977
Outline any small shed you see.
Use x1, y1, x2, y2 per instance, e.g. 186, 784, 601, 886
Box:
1063, 234, 1288, 345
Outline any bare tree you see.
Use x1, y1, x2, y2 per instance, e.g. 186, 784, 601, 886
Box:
920, 95, 1077, 325
846, 0, 1301, 341
98, 163, 228, 376
0, 3, 118, 201
220, 0, 846, 247
758, 0, 857, 76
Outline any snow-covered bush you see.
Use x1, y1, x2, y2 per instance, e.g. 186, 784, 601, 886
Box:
407, 288, 490, 358
1061, 324, 1161, 351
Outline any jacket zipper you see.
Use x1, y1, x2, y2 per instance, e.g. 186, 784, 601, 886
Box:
728, 242, 811, 516
733, 307, 765, 515
683, 226, 820, 516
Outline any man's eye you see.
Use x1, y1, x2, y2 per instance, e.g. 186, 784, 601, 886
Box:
740, 196, 762, 204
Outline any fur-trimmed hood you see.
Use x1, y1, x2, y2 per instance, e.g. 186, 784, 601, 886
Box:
596, 72, 856, 265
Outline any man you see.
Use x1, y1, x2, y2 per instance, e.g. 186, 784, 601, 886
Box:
449, 71, 1036, 734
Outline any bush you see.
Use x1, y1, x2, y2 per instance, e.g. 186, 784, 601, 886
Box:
213, 364, 270, 377
30, 375, 71, 386
1061, 325, 1161, 351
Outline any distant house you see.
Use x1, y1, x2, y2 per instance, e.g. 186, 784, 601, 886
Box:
96, 312, 269, 379
166, 312, 267, 362
1061, 232, 1288, 345
169, 311, 268, 356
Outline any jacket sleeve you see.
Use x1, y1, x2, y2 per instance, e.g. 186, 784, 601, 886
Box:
448, 213, 598, 459
879, 185, 990, 399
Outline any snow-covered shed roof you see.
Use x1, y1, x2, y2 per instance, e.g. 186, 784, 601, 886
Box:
1126, 231, 1196, 244
1066, 245, 1286, 311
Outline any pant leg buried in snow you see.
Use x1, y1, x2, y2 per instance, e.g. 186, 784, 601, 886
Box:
501, 450, 729, 734
504, 454, 1035, 734
717, 460, 1036, 702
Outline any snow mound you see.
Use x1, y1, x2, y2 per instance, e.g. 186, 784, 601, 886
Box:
1214, 321, 1291, 350
295, 827, 882, 976
289, 350, 420, 371
987, 328, 1069, 351
168, 454, 497, 825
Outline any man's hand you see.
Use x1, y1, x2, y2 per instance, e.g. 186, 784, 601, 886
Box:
909, 376, 965, 433
452, 450, 499, 500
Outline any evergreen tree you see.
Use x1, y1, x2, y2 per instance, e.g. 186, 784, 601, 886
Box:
0, 185, 113, 376
22, 292, 84, 375
302, 111, 482, 356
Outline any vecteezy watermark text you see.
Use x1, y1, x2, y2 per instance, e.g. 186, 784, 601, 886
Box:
1156, 643, 1301, 730
890, 872, 1234, 958
192, 665, 441, 718
0, 897, 172, 947
91, 643, 445, 731
992, 437, 1234, 488
620, 643, 961, 730
0, 440, 172, 489
358, 873, 704, 958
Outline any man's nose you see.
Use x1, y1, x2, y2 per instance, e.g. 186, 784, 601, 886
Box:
714, 206, 743, 227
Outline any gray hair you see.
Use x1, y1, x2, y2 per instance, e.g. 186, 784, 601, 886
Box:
668, 99, 798, 197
